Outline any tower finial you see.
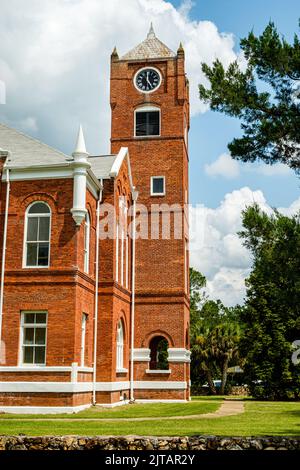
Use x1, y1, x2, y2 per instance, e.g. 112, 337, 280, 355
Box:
177, 42, 184, 55
147, 22, 156, 39
111, 46, 119, 61
73, 124, 87, 155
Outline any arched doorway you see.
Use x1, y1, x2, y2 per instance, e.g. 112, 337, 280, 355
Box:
149, 336, 169, 370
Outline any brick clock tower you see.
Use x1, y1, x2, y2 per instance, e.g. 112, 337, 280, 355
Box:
110, 25, 190, 401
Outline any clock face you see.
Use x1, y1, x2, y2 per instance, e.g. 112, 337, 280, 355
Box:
135, 68, 161, 93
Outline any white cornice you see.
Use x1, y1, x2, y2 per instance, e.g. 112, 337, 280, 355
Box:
168, 348, 191, 363
1, 165, 100, 199
133, 348, 151, 362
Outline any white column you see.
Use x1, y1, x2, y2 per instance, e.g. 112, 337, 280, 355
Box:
70, 125, 90, 226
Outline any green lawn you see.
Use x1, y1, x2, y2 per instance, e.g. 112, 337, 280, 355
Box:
0, 400, 299, 437
0, 400, 220, 420
0, 398, 218, 420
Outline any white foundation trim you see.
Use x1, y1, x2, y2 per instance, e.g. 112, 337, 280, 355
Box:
0, 404, 91, 415
95, 381, 130, 391
133, 348, 151, 362
134, 381, 187, 390
0, 380, 187, 393
167, 348, 191, 363
96, 400, 130, 408
78, 367, 93, 373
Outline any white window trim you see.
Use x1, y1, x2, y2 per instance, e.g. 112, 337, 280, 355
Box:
146, 369, 171, 374
116, 321, 124, 371
150, 176, 166, 196
133, 66, 162, 94
23, 202, 51, 269
125, 234, 129, 289
115, 222, 119, 282
19, 311, 48, 366
134, 105, 161, 138
84, 213, 90, 274
81, 314, 87, 367
120, 226, 124, 286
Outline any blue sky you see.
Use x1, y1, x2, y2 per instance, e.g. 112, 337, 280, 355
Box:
169, 0, 299, 207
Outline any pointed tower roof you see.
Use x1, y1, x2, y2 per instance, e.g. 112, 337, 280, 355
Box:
121, 24, 175, 60
73, 124, 87, 155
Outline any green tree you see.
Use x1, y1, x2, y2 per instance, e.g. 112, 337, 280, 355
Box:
210, 322, 241, 394
199, 21, 300, 170
189, 271, 242, 395
189, 267, 207, 336
239, 204, 300, 399
192, 329, 218, 395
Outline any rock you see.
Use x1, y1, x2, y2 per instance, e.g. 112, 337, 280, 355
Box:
250, 439, 264, 450
0, 435, 299, 451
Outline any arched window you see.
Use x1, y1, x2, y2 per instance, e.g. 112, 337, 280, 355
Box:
24, 202, 51, 267
149, 336, 169, 370
135, 105, 160, 137
116, 321, 124, 371
84, 212, 90, 274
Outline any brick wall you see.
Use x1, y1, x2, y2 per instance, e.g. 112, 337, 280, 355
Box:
110, 50, 190, 397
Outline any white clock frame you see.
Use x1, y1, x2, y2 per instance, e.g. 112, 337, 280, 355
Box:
133, 66, 162, 94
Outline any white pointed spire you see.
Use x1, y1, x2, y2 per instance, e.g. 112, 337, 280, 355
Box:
71, 124, 90, 226
74, 124, 87, 155
147, 22, 156, 39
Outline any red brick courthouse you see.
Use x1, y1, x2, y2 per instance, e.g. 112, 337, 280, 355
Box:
0, 26, 190, 412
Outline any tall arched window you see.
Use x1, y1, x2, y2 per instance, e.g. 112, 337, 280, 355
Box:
84, 212, 90, 274
24, 202, 51, 267
116, 321, 124, 371
149, 336, 169, 370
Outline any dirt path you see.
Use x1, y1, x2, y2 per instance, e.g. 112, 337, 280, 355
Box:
0, 400, 245, 422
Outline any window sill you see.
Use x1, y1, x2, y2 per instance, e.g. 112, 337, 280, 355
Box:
22, 266, 50, 269
116, 368, 128, 374
146, 369, 171, 374
150, 193, 166, 197
134, 135, 161, 139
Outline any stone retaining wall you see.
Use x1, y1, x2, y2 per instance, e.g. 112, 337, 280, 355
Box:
0, 436, 299, 450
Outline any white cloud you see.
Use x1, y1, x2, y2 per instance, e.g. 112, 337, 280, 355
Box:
0, 0, 239, 154
205, 153, 240, 179
205, 154, 294, 180
190, 187, 300, 306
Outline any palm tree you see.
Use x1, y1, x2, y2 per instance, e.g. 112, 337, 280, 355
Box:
210, 322, 241, 394
191, 331, 218, 395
